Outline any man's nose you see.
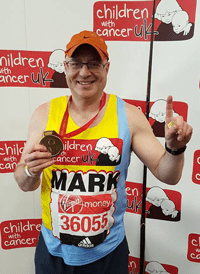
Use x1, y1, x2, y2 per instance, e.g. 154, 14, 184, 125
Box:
79, 64, 92, 76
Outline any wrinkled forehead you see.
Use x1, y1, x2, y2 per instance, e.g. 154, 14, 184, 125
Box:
66, 44, 101, 62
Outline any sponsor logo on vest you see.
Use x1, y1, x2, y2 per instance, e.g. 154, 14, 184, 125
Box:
78, 237, 94, 248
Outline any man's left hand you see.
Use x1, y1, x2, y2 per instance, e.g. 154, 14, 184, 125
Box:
165, 95, 193, 150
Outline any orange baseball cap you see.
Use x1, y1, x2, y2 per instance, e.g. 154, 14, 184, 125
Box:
65, 30, 109, 61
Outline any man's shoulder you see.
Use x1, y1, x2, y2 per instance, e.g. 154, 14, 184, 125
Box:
125, 100, 142, 115
35, 95, 67, 114
35, 101, 50, 115
125, 101, 150, 134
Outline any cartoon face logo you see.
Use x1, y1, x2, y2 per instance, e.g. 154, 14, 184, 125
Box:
160, 11, 176, 24
161, 200, 179, 218
146, 187, 169, 207
95, 138, 122, 166
150, 100, 166, 123
146, 186, 181, 221
108, 146, 121, 162
48, 49, 65, 73
145, 261, 170, 274
149, 99, 178, 123
172, 11, 189, 34
155, 0, 182, 23
154, 0, 195, 41
161, 200, 175, 216
95, 138, 114, 154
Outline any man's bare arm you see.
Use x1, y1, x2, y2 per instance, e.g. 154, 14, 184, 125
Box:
14, 102, 54, 191
126, 96, 192, 185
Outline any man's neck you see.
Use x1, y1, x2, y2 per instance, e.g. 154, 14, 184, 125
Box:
68, 92, 106, 126
69, 92, 104, 113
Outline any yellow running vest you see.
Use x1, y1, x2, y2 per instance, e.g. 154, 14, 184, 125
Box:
41, 94, 123, 239
40, 93, 131, 264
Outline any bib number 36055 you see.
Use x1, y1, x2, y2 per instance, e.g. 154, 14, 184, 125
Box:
60, 213, 108, 233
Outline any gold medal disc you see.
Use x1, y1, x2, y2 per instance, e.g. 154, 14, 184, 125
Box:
40, 132, 63, 157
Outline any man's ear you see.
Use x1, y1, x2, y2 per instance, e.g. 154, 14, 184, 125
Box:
105, 62, 110, 73
63, 61, 67, 75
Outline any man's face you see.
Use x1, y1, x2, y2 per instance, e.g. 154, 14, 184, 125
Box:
64, 44, 109, 100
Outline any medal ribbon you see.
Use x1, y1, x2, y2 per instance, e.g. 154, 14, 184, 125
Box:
59, 92, 106, 138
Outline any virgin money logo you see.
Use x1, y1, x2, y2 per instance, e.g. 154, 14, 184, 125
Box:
59, 195, 83, 214
58, 193, 112, 215
0, 49, 68, 88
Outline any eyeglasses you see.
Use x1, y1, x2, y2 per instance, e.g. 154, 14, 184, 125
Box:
65, 60, 107, 72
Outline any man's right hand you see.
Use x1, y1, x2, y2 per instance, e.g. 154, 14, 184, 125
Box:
24, 144, 55, 177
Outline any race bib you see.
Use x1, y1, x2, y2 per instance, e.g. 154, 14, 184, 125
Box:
50, 169, 120, 248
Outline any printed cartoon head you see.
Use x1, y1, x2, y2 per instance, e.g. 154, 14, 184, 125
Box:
146, 187, 169, 207
150, 100, 166, 123
149, 99, 178, 123
108, 146, 120, 162
145, 261, 170, 274
161, 199, 175, 216
48, 49, 65, 73
172, 11, 189, 34
155, 0, 182, 24
95, 138, 114, 154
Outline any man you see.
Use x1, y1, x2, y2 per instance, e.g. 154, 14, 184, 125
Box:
14, 30, 193, 274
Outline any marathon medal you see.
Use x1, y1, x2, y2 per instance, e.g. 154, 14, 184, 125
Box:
40, 131, 63, 157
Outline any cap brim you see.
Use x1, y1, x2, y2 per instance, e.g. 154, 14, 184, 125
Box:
66, 42, 107, 61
